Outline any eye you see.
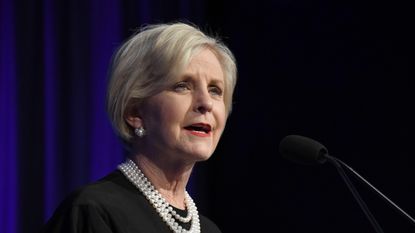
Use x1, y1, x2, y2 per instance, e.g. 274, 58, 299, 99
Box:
209, 85, 223, 96
173, 81, 190, 92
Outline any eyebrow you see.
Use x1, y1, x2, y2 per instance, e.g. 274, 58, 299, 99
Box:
180, 72, 224, 85
209, 79, 224, 87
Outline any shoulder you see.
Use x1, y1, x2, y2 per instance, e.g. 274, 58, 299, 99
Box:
69, 170, 132, 205
54, 169, 152, 219
42, 170, 172, 233
56, 170, 132, 210
47, 171, 130, 216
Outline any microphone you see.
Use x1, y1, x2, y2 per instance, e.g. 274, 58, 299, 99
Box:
279, 135, 415, 232
279, 135, 328, 165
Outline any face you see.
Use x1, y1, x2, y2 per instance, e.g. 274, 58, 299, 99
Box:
136, 48, 227, 164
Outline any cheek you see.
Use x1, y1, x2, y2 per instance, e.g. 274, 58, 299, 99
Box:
215, 104, 227, 133
157, 101, 189, 131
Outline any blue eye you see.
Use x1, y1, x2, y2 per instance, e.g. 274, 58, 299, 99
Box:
209, 86, 223, 96
173, 82, 190, 92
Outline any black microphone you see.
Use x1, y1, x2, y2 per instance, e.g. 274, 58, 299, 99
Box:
279, 135, 328, 165
279, 135, 415, 232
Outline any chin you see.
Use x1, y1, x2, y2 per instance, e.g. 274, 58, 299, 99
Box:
188, 149, 214, 162
197, 154, 213, 162
180, 142, 214, 159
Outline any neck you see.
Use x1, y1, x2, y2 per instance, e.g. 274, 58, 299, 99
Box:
129, 154, 194, 209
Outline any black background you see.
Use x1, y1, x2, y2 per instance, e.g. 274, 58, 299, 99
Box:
8, 0, 415, 232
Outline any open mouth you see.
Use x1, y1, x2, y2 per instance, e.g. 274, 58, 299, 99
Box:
184, 123, 212, 134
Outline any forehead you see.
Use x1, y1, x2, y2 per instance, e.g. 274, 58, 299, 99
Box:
184, 48, 224, 83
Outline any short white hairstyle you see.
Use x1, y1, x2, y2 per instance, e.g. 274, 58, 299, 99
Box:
107, 22, 237, 145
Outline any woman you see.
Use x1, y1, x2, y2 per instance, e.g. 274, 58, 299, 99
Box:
42, 22, 237, 233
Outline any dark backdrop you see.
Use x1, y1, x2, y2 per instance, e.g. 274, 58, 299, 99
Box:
1, 0, 414, 233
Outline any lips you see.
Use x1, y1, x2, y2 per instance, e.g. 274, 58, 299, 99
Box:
184, 123, 212, 135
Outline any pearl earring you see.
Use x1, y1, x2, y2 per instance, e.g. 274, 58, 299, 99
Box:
134, 127, 146, 138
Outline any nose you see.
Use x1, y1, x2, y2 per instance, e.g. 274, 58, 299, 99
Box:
194, 89, 213, 114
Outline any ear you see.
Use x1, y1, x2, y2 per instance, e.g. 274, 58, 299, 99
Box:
125, 105, 144, 129
125, 114, 143, 129
124, 100, 144, 129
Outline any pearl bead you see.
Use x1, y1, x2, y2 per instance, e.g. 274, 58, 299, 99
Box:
118, 159, 200, 233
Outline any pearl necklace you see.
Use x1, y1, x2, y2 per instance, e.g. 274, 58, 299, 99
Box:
118, 159, 201, 233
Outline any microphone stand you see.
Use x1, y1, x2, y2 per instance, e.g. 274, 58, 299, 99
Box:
325, 155, 385, 233
279, 134, 415, 231
335, 158, 415, 227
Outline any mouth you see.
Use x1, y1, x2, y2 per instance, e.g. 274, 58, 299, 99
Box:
184, 123, 212, 136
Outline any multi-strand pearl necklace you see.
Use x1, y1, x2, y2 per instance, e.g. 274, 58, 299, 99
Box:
118, 159, 201, 233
